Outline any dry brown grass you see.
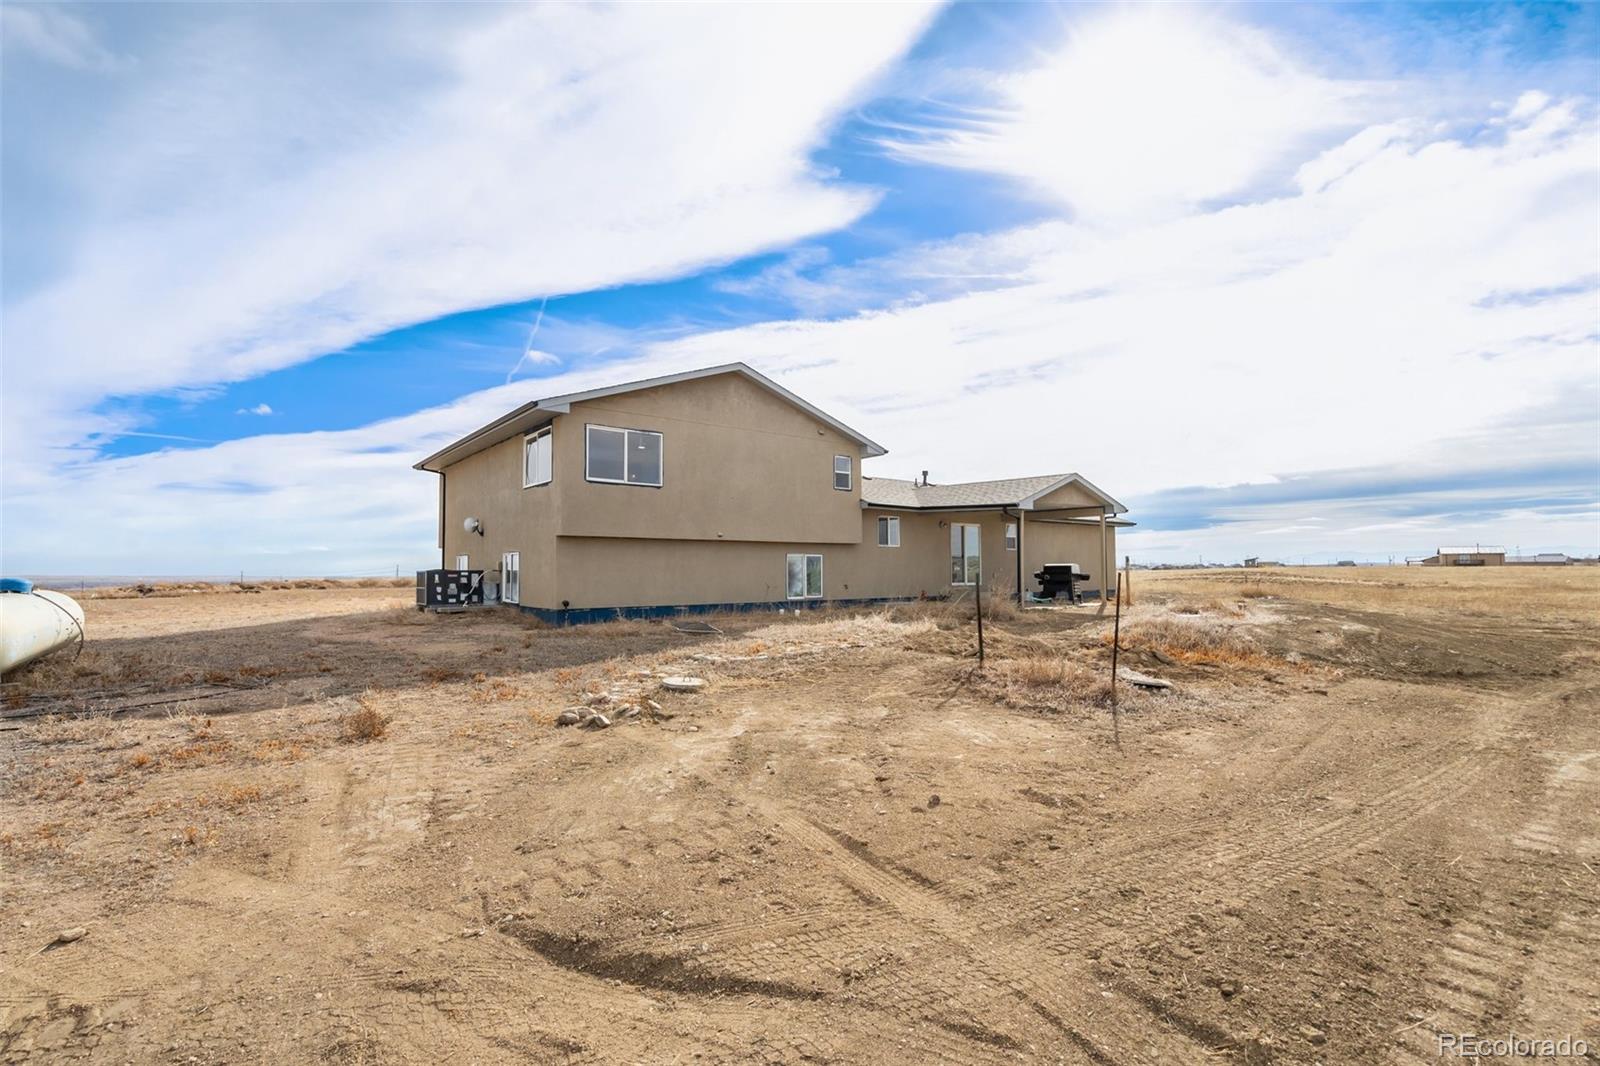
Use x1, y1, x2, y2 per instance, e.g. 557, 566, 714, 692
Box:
339, 693, 390, 742
20, 712, 124, 746
1138, 566, 1600, 622
582, 617, 657, 637
386, 605, 434, 625
1110, 608, 1279, 669
981, 654, 1120, 711
77, 577, 412, 600
224, 785, 265, 808
250, 737, 311, 763
471, 678, 521, 703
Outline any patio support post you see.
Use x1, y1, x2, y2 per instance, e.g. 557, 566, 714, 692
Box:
1100, 508, 1109, 604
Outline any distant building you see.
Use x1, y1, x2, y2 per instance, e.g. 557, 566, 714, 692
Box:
1421, 546, 1506, 567
1506, 553, 1574, 565
1335, 559, 1357, 567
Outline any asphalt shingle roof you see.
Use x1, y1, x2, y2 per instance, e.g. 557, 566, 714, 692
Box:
861, 474, 1069, 509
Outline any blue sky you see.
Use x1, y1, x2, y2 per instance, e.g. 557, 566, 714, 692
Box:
2, 1, 1597, 574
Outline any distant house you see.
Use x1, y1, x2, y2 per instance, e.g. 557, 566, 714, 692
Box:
1421, 546, 1506, 567
1506, 553, 1573, 565
414, 363, 1132, 621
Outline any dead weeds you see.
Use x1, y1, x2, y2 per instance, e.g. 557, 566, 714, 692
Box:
339, 692, 390, 742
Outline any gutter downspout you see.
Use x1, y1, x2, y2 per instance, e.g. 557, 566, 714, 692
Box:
437, 470, 446, 571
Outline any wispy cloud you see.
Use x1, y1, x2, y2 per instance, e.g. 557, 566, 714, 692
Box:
236, 403, 274, 416
879, 8, 1376, 225
2, 3, 937, 482
0, 4, 125, 71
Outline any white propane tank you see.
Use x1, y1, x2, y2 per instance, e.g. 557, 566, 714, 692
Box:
0, 583, 86, 674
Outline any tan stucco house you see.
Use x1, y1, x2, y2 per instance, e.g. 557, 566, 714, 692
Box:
415, 364, 1131, 622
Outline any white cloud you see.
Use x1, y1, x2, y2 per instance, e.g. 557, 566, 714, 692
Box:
0, 5, 124, 71
598, 87, 1598, 547
4, 6, 1595, 574
2, 3, 937, 485
881, 8, 1375, 224
236, 403, 273, 416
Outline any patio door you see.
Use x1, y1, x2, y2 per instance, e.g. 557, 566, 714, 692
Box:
950, 524, 981, 586
501, 551, 520, 604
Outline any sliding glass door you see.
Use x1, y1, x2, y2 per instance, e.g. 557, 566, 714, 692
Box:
950, 524, 981, 586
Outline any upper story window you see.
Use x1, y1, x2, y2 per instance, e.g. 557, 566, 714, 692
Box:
834, 455, 852, 491
586, 424, 663, 486
877, 515, 900, 547
523, 428, 552, 487
1005, 522, 1018, 551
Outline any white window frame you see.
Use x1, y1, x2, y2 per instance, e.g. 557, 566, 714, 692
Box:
500, 551, 520, 605
522, 427, 552, 488
1005, 522, 1018, 552
951, 523, 981, 586
833, 455, 852, 491
454, 554, 470, 570
786, 553, 824, 600
877, 515, 900, 547
584, 424, 664, 487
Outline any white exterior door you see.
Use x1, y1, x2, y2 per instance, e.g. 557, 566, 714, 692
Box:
454, 554, 469, 570
500, 552, 520, 604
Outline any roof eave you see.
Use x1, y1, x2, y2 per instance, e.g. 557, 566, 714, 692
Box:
412, 402, 566, 473
412, 361, 887, 471
1016, 473, 1129, 515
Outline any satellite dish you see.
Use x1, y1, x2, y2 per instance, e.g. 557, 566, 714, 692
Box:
463, 517, 482, 534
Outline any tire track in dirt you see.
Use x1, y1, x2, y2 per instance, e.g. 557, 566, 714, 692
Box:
1386, 745, 1600, 1064
626, 680, 1486, 957
1010, 750, 1485, 952
634, 704, 1502, 1062
768, 810, 1216, 1064
588, 685, 1506, 1060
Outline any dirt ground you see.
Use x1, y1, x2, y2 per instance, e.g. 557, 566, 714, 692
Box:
2, 567, 1597, 1064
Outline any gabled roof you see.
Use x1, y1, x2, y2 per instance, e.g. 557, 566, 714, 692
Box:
861, 473, 1127, 514
414, 362, 888, 472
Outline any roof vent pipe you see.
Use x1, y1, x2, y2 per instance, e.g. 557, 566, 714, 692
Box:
921, 470, 929, 486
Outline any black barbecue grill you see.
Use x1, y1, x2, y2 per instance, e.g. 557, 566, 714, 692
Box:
1034, 563, 1091, 603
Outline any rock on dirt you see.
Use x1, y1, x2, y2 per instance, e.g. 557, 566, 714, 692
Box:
660, 676, 706, 692
54, 927, 87, 945
1298, 1025, 1327, 1045
555, 710, 584, 726
1119, 669, 1173, 690
583, 714, 612, 730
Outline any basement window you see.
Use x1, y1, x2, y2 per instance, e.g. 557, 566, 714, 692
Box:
1005, 523, 1018, 551
586, 425, 663, 486
833, 455, 852, 491
523, 427, 552, 487
877, 516, 900, 547
786, 553, 823, 599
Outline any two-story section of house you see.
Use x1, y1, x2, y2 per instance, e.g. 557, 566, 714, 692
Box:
414, 363, 1131, 622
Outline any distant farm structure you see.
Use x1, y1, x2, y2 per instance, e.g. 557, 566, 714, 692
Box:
1418, 546, 1506, 567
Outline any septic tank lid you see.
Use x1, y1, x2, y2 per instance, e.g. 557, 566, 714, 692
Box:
0, 578, 35, 594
